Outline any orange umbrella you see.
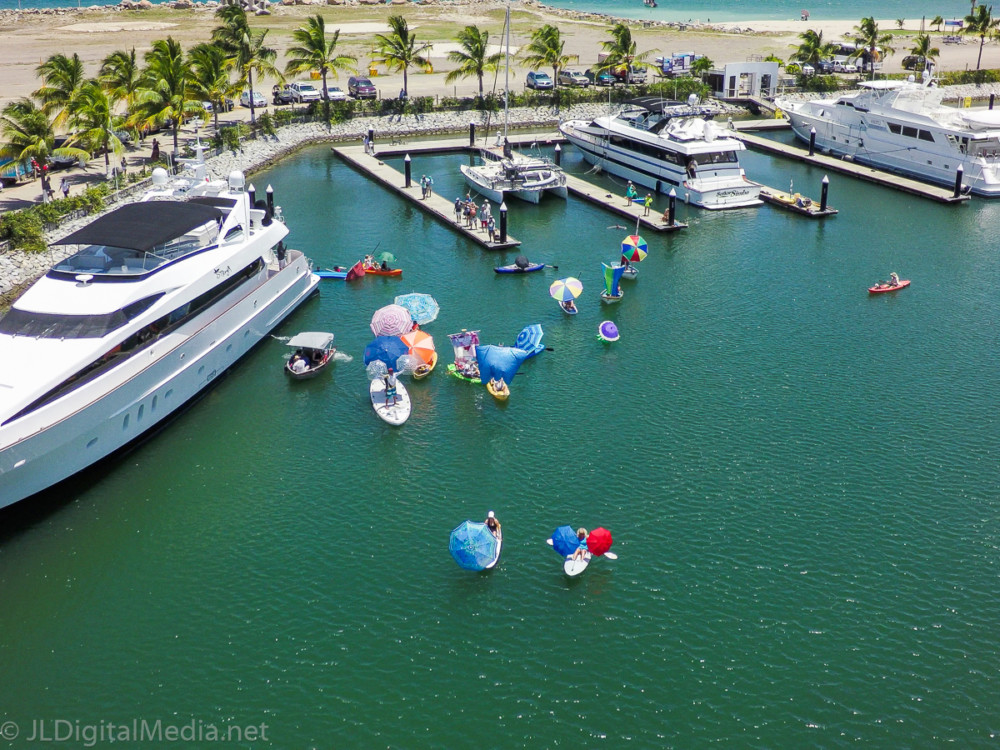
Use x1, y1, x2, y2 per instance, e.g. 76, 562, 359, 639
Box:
400, 329, 436, 365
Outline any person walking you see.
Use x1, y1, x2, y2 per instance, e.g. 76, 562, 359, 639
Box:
425, 174, 433, 198
643, 193, 652, 216
625, 181, 637, 206
454, 197, 462, 223
487, 215, 496, 242
419, 174, 427, 199
60, 177, 70, 199
150, 138, 160, 162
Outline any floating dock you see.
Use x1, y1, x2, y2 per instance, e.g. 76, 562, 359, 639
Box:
758, 186, 838, 218
561, 172, 687, 233
333, 144, 521, 250
731, 129, 971, 204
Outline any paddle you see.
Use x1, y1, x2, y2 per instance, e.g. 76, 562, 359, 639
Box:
544, 264, 559, 270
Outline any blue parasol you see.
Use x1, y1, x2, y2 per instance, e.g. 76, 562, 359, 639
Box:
363, 336, 409, 370
515, 323, 544, 358
476, 344, 530, 385
550, 525, 579, 556
449, 521, 498, 570
394, 293, 440, 325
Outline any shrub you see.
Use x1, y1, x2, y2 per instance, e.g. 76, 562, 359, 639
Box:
257, 111, 277, 136
0, 211, 46, 253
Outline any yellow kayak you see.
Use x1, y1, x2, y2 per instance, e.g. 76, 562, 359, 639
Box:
487, 378, 509, 401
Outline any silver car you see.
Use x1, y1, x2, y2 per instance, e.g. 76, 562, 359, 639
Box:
558, 70, 590, 87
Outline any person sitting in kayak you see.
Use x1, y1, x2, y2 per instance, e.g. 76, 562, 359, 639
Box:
363, 254, 375, 270
384, 368, 398, 406
486, 511, 502, 539
570, 528, 589, 560
889, 272, 900, 287
380, 260, 390, 271
561, 299, 577, 313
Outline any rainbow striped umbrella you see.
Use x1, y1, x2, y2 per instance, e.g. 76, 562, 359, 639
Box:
621, 234, 648, 262
549, 277, 583, 302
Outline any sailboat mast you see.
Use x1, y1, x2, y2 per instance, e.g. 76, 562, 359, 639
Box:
504, 2, 510, 139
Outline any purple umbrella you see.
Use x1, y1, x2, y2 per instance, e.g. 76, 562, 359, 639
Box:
598, 321, 620, 342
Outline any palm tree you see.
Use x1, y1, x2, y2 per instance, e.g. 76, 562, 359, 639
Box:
910, 33, 941, 71
99, 48, 141, 111
132, 37, 203, 155
896, 18, 906, 29
598, 22, 656, 77
212, 5, 281, 124
189, 43, 236, 133
964, 4, 1000, 69
690, 56, 713, 81
444, 25, 502, 98
790, 29, 837, 67
931, 15, 945, 31
285, 14, 357, 124
68, 80, 124, 172
372, 15, 432, 97
853, 16, 895, 76
521, 24, 577, 86
33, 53, 85, 129
0, 98, 86, 185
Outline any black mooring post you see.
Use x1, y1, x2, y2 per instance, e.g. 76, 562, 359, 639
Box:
499, 202, 508, 243
404, 154, 412, 188
469, 122, 476, 147
808, 127, 817, 156
554, 144, 562, 166
820, 175, 829, 212
668, 188, 677, 225
954, 164, 964, 198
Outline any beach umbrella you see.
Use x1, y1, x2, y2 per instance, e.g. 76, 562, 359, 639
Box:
621, 234, 648, 262
515, 323, 544, 357
449, 520, 498, 571
394, 293, 440, 325
400, 329, 436, 365
587, 527, 613, 557
363, 335, 409, 370
549, 525, 579, 557
365, 360, 388, 380
598, 321, 620, 342
370, 304, 413, 337
549, 277, 583, 302
376, 251, 397, 263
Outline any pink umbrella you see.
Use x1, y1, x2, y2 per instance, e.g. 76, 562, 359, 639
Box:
370, 304, 413, 337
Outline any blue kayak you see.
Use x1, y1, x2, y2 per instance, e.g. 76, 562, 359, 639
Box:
315, 268, 348, 280
495, 262, 545, 274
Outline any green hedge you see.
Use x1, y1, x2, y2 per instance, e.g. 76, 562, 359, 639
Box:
1, 184, 110, 253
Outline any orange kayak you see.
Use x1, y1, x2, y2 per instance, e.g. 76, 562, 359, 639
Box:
363, 265, 402, 277
869, 279, 910, 294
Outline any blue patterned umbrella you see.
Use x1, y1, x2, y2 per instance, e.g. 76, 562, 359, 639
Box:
394, 293, 440, 325
515, 323, 544, 358
449, 521, 498, 571
549, 525, 579, 556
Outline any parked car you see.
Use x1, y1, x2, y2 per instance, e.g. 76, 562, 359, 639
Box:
612, 65, 647, 84
240, 90, 267, 108
833, 61, 858, 74
816, 59, 835, 74
526, 71, 554, 90
325, 85, 351, 101
586, 68, 616, 86
558, 70, 590, 87
286, 82, 321, 103
348, 76, 378, 99
202, 97, 235, 113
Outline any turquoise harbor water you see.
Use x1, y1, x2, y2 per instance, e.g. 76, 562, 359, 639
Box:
2, 140, 1000, 747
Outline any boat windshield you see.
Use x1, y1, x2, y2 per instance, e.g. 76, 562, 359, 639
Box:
49, 222, 220, 278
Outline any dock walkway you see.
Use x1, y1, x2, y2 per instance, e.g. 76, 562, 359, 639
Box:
731, 129, 970, 204
333, 144, 521, 250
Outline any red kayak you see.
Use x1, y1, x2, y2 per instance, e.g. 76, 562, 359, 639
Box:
869, 279, 910, 294
363, 266, 402, 277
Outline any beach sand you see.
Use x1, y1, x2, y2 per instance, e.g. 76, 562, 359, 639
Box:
0, 4, 997, 111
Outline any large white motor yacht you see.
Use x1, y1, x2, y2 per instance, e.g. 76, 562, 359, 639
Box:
0, 155, 318, 509
776, 66, 1000, 196
559, 96, 762, 209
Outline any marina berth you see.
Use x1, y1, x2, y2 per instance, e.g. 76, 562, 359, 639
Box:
559, 96, 762, 209
776, 66, 1000, 197
0, 161, 318, 509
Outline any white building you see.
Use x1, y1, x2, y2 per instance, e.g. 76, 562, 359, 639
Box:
706, 61, 780, 100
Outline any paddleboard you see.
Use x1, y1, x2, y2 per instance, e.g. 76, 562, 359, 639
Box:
560, 303, 578, 315
369, 377, 411, 426
563, 552, 591, 577
485, 531, 503, 569
315, 268, 348, 280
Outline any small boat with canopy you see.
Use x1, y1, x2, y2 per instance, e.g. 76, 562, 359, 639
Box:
285, 332, 336, 379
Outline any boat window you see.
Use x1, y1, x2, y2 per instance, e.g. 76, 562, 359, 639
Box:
888, 123, 902, 134
0, 293, 163, 339
918, 130, 935, 142
902, 126, 919, 138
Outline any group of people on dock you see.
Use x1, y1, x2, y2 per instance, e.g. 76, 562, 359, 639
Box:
454, 194, 498, 241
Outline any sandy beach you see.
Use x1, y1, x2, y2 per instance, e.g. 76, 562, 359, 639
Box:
1, 3, 997, 114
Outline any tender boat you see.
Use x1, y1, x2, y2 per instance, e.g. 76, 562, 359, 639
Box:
776, 65, 1000, 197
559, 96, 762, 209
285, 332, 335, 379
0, 149, 318, 509
869, 279, 911, 294
413, 350, 438, 380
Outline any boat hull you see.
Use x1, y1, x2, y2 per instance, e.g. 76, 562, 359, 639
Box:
869, 279, 911, 294
0, 254, 318, 510
413, 351, 438, 380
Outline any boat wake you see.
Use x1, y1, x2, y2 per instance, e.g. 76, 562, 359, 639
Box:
333, 352, 354, 363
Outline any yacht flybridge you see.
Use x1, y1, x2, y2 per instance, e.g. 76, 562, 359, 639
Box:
559, 96, 762, 209
0, 152, 318, 509
776, 65, 1000, 196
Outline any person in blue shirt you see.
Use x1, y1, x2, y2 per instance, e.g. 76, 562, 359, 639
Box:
570, 528, 589, 561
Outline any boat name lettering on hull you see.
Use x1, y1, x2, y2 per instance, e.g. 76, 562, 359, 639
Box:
214, 266, 232, 278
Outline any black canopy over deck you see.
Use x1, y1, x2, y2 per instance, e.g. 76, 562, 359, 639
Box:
53, 201, 225, 253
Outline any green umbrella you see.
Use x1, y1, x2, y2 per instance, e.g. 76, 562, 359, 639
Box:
376, 251, 396, 263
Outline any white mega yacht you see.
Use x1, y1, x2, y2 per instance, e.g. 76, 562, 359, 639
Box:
776, 67, 1000, 196
559, 96, 762, 209
0, 158, 318, 509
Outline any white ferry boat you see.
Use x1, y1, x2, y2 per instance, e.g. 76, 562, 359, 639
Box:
776, 67, 1000, 196
559, 96, 762, 209
0, 155, 318, 509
